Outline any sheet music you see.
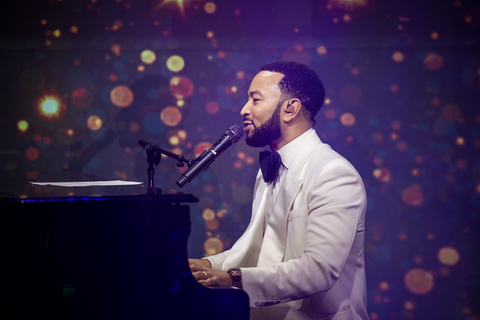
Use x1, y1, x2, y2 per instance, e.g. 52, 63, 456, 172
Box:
29, 180, 144, 187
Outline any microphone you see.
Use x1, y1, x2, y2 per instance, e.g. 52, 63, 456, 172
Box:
177, 125, 244, 188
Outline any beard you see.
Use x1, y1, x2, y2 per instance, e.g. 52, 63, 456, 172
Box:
245, 101, 282, 148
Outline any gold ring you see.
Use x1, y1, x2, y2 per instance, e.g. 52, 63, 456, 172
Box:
203, 270, 208, 280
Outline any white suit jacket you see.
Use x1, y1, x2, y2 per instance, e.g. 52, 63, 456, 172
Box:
206, 129, 368, 320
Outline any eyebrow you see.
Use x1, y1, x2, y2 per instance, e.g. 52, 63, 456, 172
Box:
248, 90, 264, 97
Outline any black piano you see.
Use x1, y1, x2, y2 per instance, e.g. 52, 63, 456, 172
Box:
0, 172, 249, 319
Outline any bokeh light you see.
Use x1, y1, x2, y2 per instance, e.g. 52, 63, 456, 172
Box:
404, 268, 434, 294
392, 51, 404, 62
204, 2, 216, 14
402, 185, 423, 206
373, 168, 391, 182
204, 237, 223, 256
424, 53, 443, 71
34, 92, 66, 121
160, 106, 182, 126
87, 115, 102, 131
340, 113, 356, 126
111, 44, 121, 56
72, 88, 93, 109
328, 0, 369, 10
206, 219, 220, 230
169, 76, 194, 99
194, 142, 213, 158
405, 301, 414, 310
110, 85, 134, 108
26, 147, 40, 161
202, 208, 215, 220
71, 26, 78, 33
111, 20, 123, 31
438, 247, 460, 265
141, 49, 156, 64
17, 120, 28, 132
206, 101, 220, 114
166, 55, 185, 72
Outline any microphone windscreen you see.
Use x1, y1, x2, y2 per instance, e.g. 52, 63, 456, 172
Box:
227, 125, 244, 142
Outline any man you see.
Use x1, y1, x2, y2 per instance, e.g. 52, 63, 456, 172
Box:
190, 61, 368, 319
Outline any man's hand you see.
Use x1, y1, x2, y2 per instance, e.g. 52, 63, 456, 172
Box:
189, 261, 232, 288
188, 259, 212, 269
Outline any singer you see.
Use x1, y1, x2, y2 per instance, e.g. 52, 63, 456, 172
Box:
189, 61, 368, 320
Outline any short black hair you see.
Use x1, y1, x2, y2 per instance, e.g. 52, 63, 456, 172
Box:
260, 61, 325, 121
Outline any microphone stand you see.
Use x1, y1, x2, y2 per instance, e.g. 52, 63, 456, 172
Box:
138, 140, 194, 194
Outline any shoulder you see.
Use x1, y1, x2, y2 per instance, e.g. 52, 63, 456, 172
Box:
304, 142, 363, 183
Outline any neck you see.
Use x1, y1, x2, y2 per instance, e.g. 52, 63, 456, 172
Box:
269, 125, 311, 152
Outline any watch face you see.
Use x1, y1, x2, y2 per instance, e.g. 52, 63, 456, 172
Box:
229, 268, 241, 273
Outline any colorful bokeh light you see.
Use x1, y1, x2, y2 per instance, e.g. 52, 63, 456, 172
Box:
87, 115, 103, 131
340, 113, 356, 126
373, 168, 391, 182
204, 237, 223, 256
17, 120, 28, 132
34, 92, 66, 121
202, 208, 215, 220
392, 51, 404, 62
110, 85, 134, 108
424, 53, 443, 71
438, 247, 460, 266
402, 185, 423, 206
166, 55, 185, 72
160, 106, 182, 126
204, 2, 216, 14
72, 88, 93, 109
169, 76, 194, 99
404, 269, 434, 294
194, 142, 213, 158
206, 101, 220, 114
26, 147, 40, 161
141, 49, 156, 64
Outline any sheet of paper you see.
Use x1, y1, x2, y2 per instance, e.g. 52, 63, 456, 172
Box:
29, 180, 144, 187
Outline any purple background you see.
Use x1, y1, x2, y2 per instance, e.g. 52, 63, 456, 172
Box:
1, 1, 479, 318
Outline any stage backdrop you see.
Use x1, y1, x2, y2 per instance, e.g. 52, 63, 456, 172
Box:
1, 1, 479, 319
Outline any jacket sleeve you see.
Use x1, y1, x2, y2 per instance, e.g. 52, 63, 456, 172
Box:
203, 250, 230, 270
240, 159, 366, 307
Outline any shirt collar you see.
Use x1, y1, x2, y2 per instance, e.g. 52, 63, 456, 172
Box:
275, 128, 315, 170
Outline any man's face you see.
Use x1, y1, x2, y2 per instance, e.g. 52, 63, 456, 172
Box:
241, 71, 285, 148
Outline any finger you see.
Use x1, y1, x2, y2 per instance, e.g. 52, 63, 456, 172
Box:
192, 270, 203, 281
201, 276, 217, 287
193, 270, 209, 282
189, 264, 204, 273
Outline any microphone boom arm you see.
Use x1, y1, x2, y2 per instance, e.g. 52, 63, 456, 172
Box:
138, 140, 194, 190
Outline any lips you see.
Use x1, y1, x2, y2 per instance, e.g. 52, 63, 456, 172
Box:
243, 120, 253, 132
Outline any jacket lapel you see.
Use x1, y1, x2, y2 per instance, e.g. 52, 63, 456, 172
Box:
222, 172, 267, 270
256, 179, 303, 267
257, 131, 321, 267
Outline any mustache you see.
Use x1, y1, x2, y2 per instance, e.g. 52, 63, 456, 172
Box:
243, 118, 254, 125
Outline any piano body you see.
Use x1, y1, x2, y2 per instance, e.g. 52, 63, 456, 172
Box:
0, 172, 249, 319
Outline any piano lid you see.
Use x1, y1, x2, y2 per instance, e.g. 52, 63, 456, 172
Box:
0, 171, 198, 204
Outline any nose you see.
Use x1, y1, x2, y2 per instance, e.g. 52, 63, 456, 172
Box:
240, 102, 251, 117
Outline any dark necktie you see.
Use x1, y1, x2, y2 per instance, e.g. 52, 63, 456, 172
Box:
259, 151, 282, 184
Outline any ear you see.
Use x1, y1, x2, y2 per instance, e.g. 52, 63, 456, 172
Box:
283, 99, 302, 122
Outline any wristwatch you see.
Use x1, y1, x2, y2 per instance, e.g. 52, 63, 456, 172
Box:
227, 268, 242, 288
